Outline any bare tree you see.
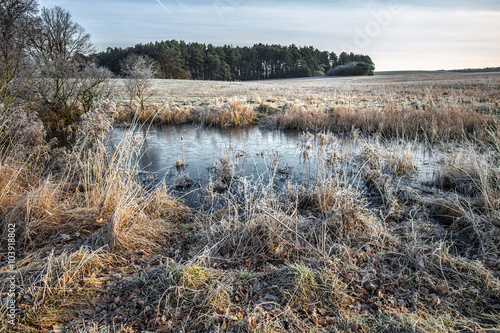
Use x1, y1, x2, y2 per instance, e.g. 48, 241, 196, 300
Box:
0, 0, 38, 108
122, 54, 157, 115
77, 63, 114, 113
32, 6, 94, 63
30, 6, 111, 128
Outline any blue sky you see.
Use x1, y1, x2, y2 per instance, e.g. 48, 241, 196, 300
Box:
38, 0, 500, 71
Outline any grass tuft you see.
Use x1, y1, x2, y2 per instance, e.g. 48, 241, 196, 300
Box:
199, 98, 256, 127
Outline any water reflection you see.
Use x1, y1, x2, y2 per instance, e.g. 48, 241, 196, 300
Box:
108, 125, 439, 204
110, 125, 312, 182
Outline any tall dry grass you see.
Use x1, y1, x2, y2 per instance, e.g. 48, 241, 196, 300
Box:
194, 137, 385, 267
428, 133, 500, 268
1, 100, 192, 331
273, 101, 327, 130
8, 247, 117, 331
116, 102, 194, 125
0, 100, 189, 252
171, 130, 499, 332
273, 100, 498, 142
198, 97, 256, 127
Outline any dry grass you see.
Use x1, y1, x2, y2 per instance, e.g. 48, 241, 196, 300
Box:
111, 73, 500, 143
273, 100, 497, 141
116, 102, 194, 125
76, 322, 127, 333
386, 146, 419, 177
155, 103, 193, 125
4, 247, 118, 331
0, 101, 190, 331
427, 135, 500, 270
198, 97, 256, 127
2, 73, 500, 332
434, 142, 500, 211
273, 101, 327, 130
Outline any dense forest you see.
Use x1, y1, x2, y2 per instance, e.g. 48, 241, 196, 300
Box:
96, 40, 375, 81
449, 67, 500, 73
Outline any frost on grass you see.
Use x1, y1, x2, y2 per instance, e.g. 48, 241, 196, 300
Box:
199, 97, 256, 127
0, 104, 51, 160
78, 99, 118, 142
3, 74, 500, 332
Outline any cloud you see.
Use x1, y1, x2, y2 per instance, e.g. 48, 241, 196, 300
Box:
37, 0, 500, 70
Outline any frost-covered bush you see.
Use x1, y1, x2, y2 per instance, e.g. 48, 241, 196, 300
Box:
0, 104, 51, 159
78, 99, 118, 142
122, 55, 157, 113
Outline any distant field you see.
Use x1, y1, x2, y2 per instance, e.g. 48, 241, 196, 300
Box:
114, 70, 500, 107
115, 71, 500, 142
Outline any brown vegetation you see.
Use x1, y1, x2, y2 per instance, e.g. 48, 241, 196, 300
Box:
198, 98, 256, 127
1, 73, 500, 332
113, 72, 500, 143
272, 99, 497, 142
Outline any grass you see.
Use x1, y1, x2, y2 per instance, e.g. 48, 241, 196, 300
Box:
116, 102, 194, 125
112, 73, 499, 142
0, 100, 190, 331
1, 72, 500, 332
388, 149, 418, 176
198, 97, 257, 127
272, 101, 326, 130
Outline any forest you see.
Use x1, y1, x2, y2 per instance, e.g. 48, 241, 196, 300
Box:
96, 40, 375, 80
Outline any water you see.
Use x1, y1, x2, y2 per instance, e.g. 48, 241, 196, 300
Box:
109, 125, 316, 185
108, 125, 439, 204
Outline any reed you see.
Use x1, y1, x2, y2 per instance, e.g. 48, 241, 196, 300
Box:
273, 101, 327, 130
198, 97, 256, 127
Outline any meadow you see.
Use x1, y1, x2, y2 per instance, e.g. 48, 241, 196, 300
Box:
1, 71, 500, 332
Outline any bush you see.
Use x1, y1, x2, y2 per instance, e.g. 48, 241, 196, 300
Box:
326, 62, 374, 76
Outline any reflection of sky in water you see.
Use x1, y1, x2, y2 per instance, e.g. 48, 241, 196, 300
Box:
108, 125, 439, 194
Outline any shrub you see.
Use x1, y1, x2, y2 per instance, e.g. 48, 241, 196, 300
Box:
122, 54, 157, 114
326, 62, 374, 76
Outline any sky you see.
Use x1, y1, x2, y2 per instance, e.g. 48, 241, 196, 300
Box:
37, 0, 500, 71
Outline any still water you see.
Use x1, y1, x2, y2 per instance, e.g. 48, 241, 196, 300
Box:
108, 125, 437, 202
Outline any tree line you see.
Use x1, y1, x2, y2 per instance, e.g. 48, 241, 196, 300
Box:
97, 41, 375, 81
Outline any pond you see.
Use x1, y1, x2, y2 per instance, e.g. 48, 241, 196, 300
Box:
108, 125, 438, 205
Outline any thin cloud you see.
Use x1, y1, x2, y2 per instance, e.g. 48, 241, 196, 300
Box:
37, 0, 500, 70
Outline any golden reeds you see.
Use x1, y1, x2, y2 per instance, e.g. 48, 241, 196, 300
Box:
198, 97, 256, 127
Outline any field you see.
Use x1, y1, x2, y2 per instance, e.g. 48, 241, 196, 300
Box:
1, 72, 500, 332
